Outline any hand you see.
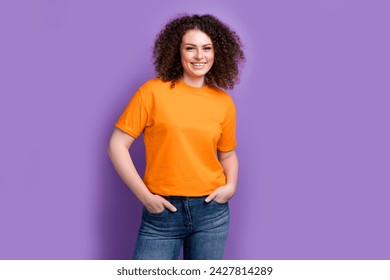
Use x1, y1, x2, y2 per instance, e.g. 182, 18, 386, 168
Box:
142, 193, 177, 214
205, 184, 236, 204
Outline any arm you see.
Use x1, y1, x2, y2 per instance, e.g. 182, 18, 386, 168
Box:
205, 149, 239, 203
107, 128, 176, 213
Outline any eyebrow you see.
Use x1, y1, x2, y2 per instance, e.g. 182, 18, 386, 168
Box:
184, 43, 213, 47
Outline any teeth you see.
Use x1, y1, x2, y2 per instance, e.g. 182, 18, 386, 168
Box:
193, 63, 206, 66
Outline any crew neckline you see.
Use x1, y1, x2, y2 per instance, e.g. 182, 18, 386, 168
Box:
177, 79, 209, 92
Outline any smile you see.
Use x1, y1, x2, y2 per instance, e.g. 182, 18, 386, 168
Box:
191, 62, 207, 66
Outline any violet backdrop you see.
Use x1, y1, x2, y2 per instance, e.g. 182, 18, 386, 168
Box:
0, 0, 389, 259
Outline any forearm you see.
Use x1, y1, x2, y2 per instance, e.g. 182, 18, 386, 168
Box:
205, 150, 239, 203
107, 143, 151, 204
219, 150, 239, 191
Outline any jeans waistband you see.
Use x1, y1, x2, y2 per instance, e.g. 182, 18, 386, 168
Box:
161, 195, 208, 202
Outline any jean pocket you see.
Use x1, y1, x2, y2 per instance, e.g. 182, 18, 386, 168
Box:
143, 207, 167, 217
210, 199, 228, 207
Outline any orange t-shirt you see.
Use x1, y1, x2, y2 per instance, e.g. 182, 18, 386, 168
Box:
115, 78, 237, 196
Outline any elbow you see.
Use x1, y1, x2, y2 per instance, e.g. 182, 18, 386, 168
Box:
107, 138, 115, 159
107, 129, 133, 159
107, 145, 112, 158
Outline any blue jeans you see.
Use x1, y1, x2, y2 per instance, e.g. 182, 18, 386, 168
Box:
133, 196, 230, 260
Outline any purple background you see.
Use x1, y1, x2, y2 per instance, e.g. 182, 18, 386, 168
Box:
1, 0, 389, 260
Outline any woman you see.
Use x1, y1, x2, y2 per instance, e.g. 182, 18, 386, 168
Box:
108, 14, 245, 260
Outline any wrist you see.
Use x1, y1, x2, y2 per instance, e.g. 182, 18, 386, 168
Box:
224, 182, 237, 191
139, 190, 154, 206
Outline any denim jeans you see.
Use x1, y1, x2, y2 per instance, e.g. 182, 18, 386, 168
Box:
133, 196, 230, 260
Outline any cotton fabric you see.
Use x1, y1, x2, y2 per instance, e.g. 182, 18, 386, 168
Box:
116, 78, 236, 196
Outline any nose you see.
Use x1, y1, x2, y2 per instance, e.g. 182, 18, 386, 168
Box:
194, 48, 204, 60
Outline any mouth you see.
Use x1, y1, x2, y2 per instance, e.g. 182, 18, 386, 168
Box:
191, 62, 207, 67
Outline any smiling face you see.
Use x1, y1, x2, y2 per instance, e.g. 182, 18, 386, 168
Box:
180, 29, 215, 87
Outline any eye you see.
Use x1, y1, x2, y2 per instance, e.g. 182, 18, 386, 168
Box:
204, 47, 212, 51
185, 47, 195, 51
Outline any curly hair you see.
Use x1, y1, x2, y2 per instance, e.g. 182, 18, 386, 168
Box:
153, 14, 245, 90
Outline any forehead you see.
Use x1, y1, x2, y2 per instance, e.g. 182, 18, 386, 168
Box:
181, 29, 213, 44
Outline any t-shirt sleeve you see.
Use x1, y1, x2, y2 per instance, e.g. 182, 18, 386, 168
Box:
217, 98, 237, 152
115, 88, 148, 138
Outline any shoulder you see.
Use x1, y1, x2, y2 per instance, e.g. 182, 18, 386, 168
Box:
207, 86, 235, 106
208, 85, 231, 98
135, 78, 172, 106
139, 78, 171, 92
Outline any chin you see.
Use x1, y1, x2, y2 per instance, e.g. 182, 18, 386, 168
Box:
191, 70, 210, 76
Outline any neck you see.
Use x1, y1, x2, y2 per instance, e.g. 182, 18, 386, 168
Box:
181, 74, 205, 88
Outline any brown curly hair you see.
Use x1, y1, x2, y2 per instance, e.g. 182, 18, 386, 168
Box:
153, 14, 245, 90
